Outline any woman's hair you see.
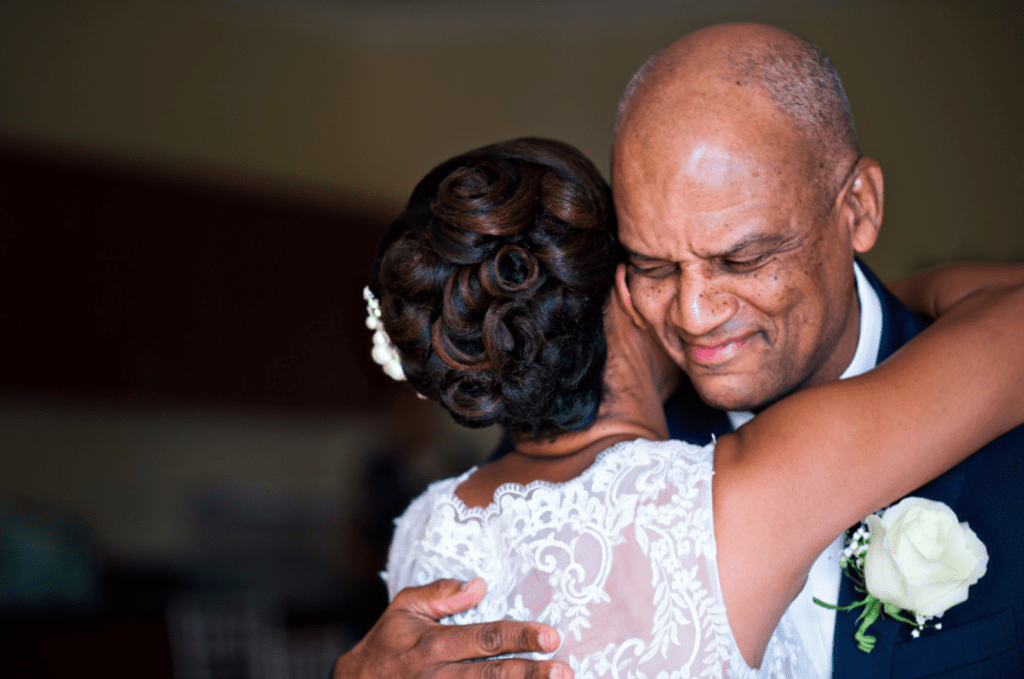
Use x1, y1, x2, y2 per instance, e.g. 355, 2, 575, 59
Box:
371, 138, 620, 439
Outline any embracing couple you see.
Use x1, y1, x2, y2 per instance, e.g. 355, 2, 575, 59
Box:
341, 23, 1024, 679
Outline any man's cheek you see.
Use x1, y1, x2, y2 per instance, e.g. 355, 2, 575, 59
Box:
741, 265, 795, 300
630, 282, 673, 323
745, 272, 807, 313
769, 290, 820, 356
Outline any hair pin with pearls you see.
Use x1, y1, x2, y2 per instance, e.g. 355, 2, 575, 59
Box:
363, 286, 405, 382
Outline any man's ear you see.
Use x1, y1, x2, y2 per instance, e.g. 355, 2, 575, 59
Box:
839, 157, 884, 254
615, 263, 649, 330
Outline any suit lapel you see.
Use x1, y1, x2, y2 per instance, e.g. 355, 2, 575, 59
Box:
832, 467, 967, 678
833, 261, 963, 678
855, 260, 964, 508
857, 259, 929, 363
833, 570, 901, 679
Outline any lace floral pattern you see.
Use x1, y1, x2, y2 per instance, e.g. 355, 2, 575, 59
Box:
384, 439, 818, 679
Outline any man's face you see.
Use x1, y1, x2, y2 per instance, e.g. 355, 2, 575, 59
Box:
613, 89, 864, 412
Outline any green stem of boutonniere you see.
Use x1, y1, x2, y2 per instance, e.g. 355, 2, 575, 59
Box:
814, 596, 878, 653
814, 596, 921, 654
881, 602, 919, 627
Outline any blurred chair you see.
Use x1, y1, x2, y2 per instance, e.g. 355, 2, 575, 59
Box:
167, 592, 347, 679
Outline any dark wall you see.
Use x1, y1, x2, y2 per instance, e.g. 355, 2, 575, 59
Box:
0, 141, 404, 411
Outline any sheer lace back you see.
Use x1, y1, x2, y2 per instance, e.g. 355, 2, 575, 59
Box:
385, 439, 816, 679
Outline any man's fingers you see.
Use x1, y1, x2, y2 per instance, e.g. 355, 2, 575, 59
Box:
394, 578, 561, 657
419, 618, 561, 664
441, 658, 573, 679
388, 578, 564, 667
396, 578, 488, 620
469, 619, 561, 656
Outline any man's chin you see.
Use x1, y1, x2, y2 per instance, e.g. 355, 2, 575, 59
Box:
686, 375, 779, 413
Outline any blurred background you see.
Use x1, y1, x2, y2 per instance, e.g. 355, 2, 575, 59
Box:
0, 1, 1020, 677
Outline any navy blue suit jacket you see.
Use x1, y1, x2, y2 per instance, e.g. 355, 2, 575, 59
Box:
662, 262, 1024, 678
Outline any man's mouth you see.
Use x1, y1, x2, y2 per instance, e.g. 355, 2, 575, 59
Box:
688, 335, 757, 365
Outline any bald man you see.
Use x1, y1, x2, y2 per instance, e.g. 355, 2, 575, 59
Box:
335, 24, 1023, 679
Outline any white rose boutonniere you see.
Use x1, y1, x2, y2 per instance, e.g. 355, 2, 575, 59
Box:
865, 497, 988, 618
815, 497, 988, 653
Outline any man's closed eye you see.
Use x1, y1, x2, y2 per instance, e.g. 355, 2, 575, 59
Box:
631, 262, 678, 279
721, 254, 771, 273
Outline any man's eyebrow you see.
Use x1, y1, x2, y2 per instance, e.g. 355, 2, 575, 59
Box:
623, 247, 662, 262
714, 232, 796, 257
624, 233, 797, 262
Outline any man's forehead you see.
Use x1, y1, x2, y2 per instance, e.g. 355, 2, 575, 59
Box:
682, 144, 743, 190
614, 138, 762, 231
615, 121, 809, 211
614, 123, 819, 262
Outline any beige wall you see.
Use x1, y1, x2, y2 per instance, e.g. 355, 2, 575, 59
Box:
1, 0, 1021, 280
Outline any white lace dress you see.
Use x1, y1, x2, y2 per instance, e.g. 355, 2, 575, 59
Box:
384, 438, 818, 679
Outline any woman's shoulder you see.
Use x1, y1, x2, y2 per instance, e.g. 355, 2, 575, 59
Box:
396, 467, 476, 522
387, 468, 476, 552
384, 466, 479, 595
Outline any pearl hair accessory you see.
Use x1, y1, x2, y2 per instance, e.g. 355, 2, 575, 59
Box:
363, 286, 405, 381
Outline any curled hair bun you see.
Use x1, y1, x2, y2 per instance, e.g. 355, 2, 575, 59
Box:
372, 138, 620, 439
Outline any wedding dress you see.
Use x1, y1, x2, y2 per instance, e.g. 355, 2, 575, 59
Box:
384, 438, 820, 679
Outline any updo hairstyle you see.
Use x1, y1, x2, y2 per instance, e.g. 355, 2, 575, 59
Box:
371, 138, 620, 439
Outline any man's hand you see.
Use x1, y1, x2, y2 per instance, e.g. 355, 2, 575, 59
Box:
333, 578, 572, 679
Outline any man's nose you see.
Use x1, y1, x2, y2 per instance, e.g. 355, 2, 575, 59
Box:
672, 269, 737, 336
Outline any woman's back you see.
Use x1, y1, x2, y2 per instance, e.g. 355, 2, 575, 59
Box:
385, 438, 818, 679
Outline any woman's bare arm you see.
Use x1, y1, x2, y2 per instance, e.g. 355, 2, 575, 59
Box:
714, 277, 1024, 667
889, 262, 1024, 318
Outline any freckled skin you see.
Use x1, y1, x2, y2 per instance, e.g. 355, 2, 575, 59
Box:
613, 29, 878, 412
